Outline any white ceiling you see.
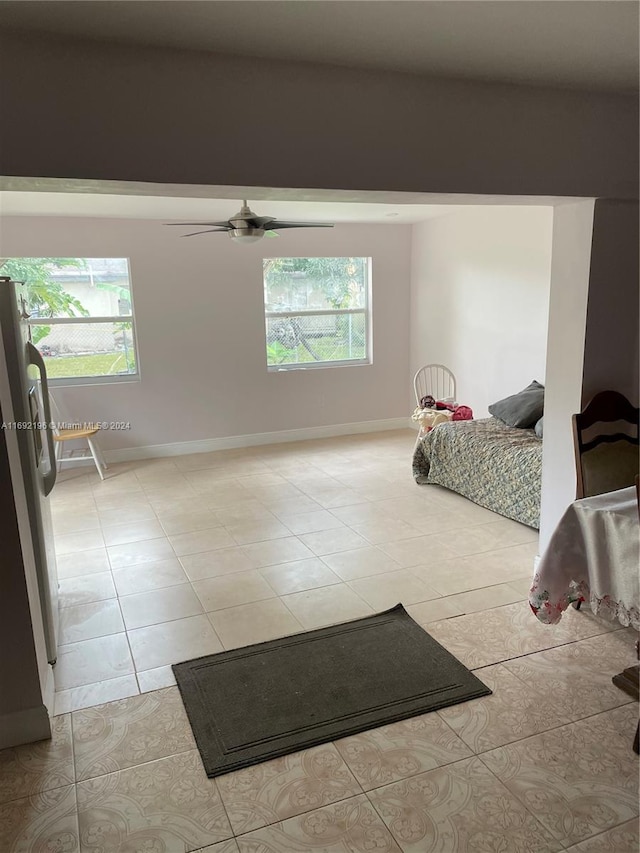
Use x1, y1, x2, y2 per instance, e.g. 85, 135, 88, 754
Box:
0, 182, 569, 224
0, 192, 447, 224
0, 1, 637, 93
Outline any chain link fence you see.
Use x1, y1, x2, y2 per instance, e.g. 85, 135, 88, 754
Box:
266, 312, 366, 366
32, 322, 137, 378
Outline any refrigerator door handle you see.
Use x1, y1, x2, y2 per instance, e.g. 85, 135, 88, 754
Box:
26, 342, 57, 496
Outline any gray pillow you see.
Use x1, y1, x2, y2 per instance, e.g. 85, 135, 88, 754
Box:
488, 381, 545, 429
535, 416, 544, 438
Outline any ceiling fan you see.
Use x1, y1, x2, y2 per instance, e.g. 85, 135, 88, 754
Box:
166, 200, 334, 244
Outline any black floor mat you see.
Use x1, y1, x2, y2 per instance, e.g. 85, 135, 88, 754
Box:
173, 603, 491, 777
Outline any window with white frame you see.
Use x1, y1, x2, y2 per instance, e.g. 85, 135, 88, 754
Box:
1, 257, 139, 384
263, 257, 371, 370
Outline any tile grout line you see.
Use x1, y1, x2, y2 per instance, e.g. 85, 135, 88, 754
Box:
211, 772, 237, 846
472, 752, 567, 848
471, 706, 640, 848
464, 624, 629, 672
73, 741, 197, 787
116, 586, 143, 698
0, 775, 78, 810
228, 789, 374, 843
557, 819, 640, 851
360, 780, 406, 850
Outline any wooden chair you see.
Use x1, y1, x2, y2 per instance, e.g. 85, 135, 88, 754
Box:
49, 394, 107, 481
574, 403, 640, 754
413, 364, 457, 406
572, 390, 639, 499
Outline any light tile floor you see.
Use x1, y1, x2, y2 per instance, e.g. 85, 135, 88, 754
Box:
1, 429, 638, 852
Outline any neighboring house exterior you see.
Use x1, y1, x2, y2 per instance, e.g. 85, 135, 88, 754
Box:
34, 261, 131, 357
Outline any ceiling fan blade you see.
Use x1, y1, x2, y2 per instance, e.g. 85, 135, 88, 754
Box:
269, 221, 334, 230
180, 228, 230, 237
166, 221, 231, 228
246, 215, 276, 228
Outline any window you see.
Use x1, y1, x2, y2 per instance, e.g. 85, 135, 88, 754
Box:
2, 257, 139, 384
263, 257, 371, 370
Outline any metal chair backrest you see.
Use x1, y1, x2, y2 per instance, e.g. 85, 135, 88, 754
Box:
413, 364, 457, 405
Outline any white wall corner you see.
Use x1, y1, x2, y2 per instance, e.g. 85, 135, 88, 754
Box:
409, 208, 554, 419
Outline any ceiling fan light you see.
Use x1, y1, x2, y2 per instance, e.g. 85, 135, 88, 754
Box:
228, 228, 265, 244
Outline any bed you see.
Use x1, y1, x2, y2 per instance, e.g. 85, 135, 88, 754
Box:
412, 417, 542, 528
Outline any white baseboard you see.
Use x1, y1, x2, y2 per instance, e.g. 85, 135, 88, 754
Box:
101, 417, 413, 464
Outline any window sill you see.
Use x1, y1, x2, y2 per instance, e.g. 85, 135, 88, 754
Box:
268, 359, 371, 372
49, 375, 141, 388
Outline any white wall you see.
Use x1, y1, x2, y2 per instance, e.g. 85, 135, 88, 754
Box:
0, 217, 411, 451
538, 200, 595, 551
582, 200, 639, 406
410, 207, 553, 417
538, 198, 638, 551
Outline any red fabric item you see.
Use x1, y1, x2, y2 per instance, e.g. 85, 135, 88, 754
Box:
435, 401, 456, 411
452, 405, 473, 421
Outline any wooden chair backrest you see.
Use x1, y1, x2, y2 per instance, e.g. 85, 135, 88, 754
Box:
572, 390, 639, 499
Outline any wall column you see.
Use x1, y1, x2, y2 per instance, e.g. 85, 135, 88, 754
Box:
539, 200, 595, 552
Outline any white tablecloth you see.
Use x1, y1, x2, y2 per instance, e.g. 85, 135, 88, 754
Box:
530, 487, 640, 629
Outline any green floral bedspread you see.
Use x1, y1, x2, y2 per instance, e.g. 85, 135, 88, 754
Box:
412, 417, 542, 529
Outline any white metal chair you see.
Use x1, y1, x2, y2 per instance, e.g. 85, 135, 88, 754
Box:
413, 364, 457, 405
49, 393, 107, 480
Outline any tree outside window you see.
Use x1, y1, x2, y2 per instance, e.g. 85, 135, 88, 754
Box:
0, 257, 139, 383
263, 257, 371, 369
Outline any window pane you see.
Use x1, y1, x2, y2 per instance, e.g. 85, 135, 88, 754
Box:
264, 257, 368, 312
266, 313, 366, 367
4, 257, 132, 319
34, 322, 137, 379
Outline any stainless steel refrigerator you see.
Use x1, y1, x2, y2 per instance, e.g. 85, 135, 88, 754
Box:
0, 276, 59, 665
